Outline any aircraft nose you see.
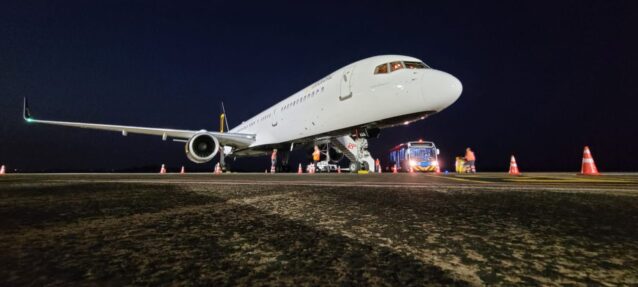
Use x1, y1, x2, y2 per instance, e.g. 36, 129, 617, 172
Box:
421, 69, 462, 112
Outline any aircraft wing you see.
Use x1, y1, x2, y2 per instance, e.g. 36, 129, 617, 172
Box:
22, 98, 255, 147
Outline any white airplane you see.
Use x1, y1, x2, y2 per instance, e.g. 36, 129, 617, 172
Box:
23, 55, 462, 172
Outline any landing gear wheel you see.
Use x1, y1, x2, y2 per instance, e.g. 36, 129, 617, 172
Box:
361, 161, 370, 171
349, 162, 360, 173
275, 163, 289, 173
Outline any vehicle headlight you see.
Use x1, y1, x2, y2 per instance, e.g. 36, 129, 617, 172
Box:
409, 160, 417, 167
432, 160, 439, 167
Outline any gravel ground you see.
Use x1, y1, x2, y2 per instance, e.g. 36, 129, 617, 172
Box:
1, 173, 637, 286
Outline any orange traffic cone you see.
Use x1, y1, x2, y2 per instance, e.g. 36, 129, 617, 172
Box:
0, 165, 5, 175
297, 164, 303, 174
508, 155, 521, 175
270, 164, 276, 174
159, 164, 166, 174
337, 166, 341, 173
392, 164, 397, 174
214, 163, 222, 174
180, 166, 185, 174
581, 146, 600, 175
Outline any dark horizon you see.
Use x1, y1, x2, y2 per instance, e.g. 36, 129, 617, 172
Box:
1, 1, 637, 172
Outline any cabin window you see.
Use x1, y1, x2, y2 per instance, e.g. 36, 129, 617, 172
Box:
374, 63, 388, 74
404, 61, 428, 69
390, 61, 404, 72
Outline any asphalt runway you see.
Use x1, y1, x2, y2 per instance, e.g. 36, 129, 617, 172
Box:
1, 172, 637, 286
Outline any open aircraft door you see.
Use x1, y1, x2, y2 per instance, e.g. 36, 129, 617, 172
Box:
339, 65, 355, 101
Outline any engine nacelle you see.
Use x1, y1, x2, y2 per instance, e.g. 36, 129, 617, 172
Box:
329, 147, 345, 163
185, 133, 219, 163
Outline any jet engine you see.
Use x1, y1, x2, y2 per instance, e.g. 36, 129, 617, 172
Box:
185, 133, 219, 163
328, 147, 345, 163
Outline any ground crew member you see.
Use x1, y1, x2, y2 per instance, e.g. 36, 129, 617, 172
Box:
312, 145, 321, 164
464, 147, 476, 173
375, 158, 380, 172
271, 149, 277, 169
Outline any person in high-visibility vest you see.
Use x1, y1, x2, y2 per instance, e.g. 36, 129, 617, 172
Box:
464, 147, 476, 173
312, 145, 321, 164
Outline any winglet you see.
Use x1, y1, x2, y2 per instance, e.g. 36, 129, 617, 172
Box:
23, 97, 33, 122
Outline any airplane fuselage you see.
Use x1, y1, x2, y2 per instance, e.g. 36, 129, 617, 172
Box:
232, 55, 462, 149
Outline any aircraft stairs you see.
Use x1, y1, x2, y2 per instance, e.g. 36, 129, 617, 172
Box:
330, 136, 375, 171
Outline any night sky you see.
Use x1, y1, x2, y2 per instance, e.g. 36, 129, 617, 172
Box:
1, 1, 637, 172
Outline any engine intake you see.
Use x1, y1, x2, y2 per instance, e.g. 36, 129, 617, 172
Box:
185, 133, 219, 163
329, 147, 345, 163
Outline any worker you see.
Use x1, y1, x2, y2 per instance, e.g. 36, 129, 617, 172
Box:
312, 145, 321, 164
271, 149, 277, 169
375, 158, 380, 172
464, 147, 476, 173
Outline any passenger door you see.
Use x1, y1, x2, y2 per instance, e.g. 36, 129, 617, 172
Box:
339, 65, 355, 101
271, 108, 278, 127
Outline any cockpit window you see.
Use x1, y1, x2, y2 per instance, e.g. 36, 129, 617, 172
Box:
390, 61, 404, 72
404, 61, 429, 69
374, 63, 388, 74
375, 60, 427, 74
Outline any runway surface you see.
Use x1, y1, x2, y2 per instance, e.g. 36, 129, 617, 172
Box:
1, 172, 637, 286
